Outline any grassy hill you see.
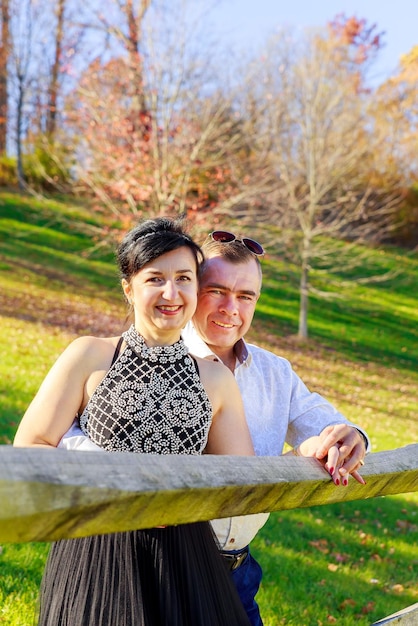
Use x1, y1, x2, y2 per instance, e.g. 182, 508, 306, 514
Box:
0, 190, 417, 625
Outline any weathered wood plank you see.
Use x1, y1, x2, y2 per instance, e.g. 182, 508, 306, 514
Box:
371, 602, 418, 624
1, 444, 417, 543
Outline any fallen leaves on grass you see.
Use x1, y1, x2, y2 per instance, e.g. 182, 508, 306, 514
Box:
309, 539, 329, 554
339, 598, 356, 610
358, 601, 376, 615
0, 285, 124, 336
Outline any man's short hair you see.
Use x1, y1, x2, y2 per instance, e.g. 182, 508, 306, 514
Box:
201, 239, 263, 278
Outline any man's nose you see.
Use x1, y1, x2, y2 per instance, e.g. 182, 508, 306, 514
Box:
219, 295, 238, 315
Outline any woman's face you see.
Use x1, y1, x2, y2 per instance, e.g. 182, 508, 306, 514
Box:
122, 246, 198, 345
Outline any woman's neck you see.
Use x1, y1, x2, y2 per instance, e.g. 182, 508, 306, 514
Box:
133, 324, 182, 348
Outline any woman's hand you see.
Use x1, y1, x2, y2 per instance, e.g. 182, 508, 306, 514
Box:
294, 427, 366, 486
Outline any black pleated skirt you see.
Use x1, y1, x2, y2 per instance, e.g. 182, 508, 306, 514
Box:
37, 522, 250, 626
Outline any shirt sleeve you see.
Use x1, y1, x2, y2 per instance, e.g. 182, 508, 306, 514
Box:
285, 366, 371, 451
58, 420, 102, 451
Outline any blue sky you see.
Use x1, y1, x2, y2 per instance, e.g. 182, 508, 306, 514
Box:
209, 0, 417, 83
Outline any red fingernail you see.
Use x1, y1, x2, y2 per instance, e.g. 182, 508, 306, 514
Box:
329, 467, 334, 475
343, 478, 348, 486
335, 478, 340, 485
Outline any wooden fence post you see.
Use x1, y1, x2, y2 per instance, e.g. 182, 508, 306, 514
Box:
371, 602, 418, 625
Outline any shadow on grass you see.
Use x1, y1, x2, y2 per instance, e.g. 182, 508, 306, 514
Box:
1, 192, 119, 299
252, 495, 418, 625
258, 254, 418, 371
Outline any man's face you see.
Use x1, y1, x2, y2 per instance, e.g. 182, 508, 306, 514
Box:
193, 256, 261, 352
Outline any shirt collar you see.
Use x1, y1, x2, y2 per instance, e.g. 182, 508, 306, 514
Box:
182, 322, 251, 368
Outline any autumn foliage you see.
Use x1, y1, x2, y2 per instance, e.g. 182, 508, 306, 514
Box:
65, 51, 258, 232
1, 3, 418, 335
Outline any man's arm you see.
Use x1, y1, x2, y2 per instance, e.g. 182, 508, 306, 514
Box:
284, 362, 369, 485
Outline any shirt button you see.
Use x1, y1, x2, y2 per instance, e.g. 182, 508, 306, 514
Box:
230, 538, 235, 543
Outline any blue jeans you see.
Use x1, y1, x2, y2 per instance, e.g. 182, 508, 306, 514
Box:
226, 547, 263, 626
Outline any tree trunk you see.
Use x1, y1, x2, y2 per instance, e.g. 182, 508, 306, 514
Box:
16, 74, 25, 189
298, 236, 310, 339
0, 0, 10, 154
298, 263, 309, 339
125, 0, 151, 119
46, 0, 65, 138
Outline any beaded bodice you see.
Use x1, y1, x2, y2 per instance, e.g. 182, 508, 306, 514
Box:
79, 325, 213, 454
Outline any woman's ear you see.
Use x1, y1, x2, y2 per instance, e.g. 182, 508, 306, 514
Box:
121, 278, 131, 304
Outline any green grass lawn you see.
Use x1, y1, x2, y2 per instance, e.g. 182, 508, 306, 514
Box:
0, 190, 417, 625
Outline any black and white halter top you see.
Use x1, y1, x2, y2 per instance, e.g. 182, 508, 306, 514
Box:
79, 325, 213, 455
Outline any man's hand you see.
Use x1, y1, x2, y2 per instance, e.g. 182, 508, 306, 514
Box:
297, 425, 367, 486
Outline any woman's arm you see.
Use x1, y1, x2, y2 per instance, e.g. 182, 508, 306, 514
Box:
13, 336, 104, 448
198, 359, 254, 456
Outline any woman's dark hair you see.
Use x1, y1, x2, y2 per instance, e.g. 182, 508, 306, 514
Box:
117, 217, 203, 282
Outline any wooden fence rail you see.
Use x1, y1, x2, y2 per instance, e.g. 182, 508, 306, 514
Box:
1, 443, 417, 544
1, 444, 417, 624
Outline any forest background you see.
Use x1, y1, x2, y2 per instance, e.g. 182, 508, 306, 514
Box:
0, 0, 417, 337
0, 1, 417, 624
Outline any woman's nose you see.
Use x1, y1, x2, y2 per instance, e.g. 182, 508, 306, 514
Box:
162, 280, 178, 300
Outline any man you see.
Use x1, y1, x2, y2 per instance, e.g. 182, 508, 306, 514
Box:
62, 229, 368, 625
181, 231, 368, 626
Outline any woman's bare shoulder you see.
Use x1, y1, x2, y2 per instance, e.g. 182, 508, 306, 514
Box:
61, 335, 123, 367
193, 355, 235, 384
70, 334, 122, 350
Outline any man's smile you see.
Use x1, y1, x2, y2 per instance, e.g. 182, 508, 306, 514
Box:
213, 320, 237, 329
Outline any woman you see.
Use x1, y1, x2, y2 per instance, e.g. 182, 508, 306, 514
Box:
14, 217, 254, 626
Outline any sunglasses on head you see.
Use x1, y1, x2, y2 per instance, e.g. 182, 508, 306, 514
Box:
210, 231, 265, 256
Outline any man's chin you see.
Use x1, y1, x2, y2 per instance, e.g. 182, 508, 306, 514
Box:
207, 328, 239, 347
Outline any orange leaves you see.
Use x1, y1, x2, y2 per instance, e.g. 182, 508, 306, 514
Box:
309, 538, 329, 554
309, 538, 353, 573
359, 601, 376, 615
339, 598, 356, 610
323, 14, 384, 97
64, 53, 250, 223
396, 518, 418, 533
328, 14, 383, 62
